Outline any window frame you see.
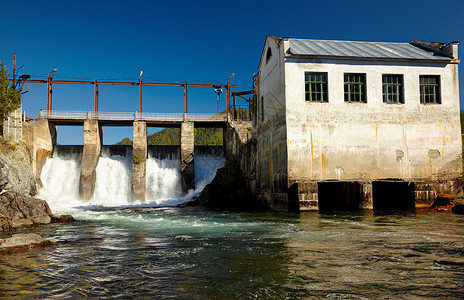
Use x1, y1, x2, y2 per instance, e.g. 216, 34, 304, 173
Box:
382, 74, 404, 104
305, 72, 329, 103
344, 73, 367, 103
419, 75, 441, 104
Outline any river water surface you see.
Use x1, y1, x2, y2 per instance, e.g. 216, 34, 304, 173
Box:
2, 152, 464, 299
1, 209, 463, 299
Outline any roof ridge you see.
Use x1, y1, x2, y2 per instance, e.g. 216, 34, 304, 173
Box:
290, 38, 410, 45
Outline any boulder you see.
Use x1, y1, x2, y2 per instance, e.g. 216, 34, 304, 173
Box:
0, 191, 74, 231
452, 204, 464, 215
51, 214, 75, 223
0, 143, 37, 197
190, 159, 263, 211
431, 194, 454, 208
0, 159, 9, 191
0, 233, 56, 251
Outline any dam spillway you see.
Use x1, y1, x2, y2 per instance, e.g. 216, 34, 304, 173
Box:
38, 144, 225, 208
25, 117, 228, 203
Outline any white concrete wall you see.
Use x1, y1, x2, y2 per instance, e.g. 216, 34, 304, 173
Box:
254, 37, 288, 196
284, 57, 461, 183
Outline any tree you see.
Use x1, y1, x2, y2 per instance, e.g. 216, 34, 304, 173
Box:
0, 61, 21, 124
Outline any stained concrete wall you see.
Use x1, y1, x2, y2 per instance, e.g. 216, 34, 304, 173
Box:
283, 53, 461, 209
254, 37, 462, 211
3, 105, 23, 143
181, 121, 195, 193
22, 115, 56, 182
131, 121, 147, 202
79, 119, 101, 200
253, 37, 290, 211
284, 58, 461, 186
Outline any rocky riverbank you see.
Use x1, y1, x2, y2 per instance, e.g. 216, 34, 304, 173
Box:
0, 140, 74, 232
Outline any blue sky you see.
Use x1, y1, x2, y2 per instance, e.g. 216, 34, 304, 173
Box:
1, 0, 464, 144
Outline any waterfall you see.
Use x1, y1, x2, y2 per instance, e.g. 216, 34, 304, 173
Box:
37, 146, 83, 212
38, 145, 225, 212
146, 157, 182, 203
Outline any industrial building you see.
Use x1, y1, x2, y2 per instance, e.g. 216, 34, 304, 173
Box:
253, 36, 461, 211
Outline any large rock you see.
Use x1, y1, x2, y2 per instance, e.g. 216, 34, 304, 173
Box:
190, 159, 263, 211
0, 143, 37, 196
0, 233, 56, 251
0, 191, 74, 231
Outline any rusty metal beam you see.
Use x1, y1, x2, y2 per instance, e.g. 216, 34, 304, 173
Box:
139, 78, 142, 119
184, 82, 187, 114
94, 79, 99, 119
9, 78, 236, 88
231, 90, 253, 96
237, 95, 251, 102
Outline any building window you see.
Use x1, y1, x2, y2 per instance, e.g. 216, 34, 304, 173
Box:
305, 72, 328, 102
420, 75, 441, 104
344, 73, 366, 103
266, 47, 272, 63
382, 74, 404, 104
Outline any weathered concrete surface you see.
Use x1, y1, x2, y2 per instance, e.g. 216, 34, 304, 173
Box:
252, 36, 462, 211
181, 121, 195, 193
3, 105, 23, 143
0, 233, 56, 252
189, 121, 263, 210
79, 119, 101, 200
22, 115, 56, 182
0, 191, 74, 231
131, 121, 147, 202
253, 37, 290, 211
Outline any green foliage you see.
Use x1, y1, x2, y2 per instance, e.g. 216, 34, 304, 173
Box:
0, 62, 21, 124
133, 151, 143, 164
115, 138, 133, 145
0, 137, 17, 154
194, 128, 223, 146
230, 107, 251, 121
147, 128, 180, 145
115, 127, 224, 146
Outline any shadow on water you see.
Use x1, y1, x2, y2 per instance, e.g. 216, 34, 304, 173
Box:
0, 208, 463, 299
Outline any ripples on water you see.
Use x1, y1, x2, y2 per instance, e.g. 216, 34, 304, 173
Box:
0, 209, 463, 299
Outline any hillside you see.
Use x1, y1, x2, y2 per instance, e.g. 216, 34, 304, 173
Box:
114, 109, 252, 146
115, 127, 223, 146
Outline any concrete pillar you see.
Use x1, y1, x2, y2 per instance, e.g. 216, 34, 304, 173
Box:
131, 121, 147, 202
79, 119, 101, 200
181, 121, 195, 193
22, 117, 56, 183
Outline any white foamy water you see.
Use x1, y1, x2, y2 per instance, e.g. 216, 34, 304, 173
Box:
146, 158, 182, 203
38, 150, 225, 215
92, 155, 132, 206
38, 155, 81, 206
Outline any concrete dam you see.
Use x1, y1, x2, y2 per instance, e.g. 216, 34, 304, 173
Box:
23, 112, 245, 205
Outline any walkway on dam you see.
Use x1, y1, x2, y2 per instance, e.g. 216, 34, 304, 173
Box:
44, 110, 228, 128
24, 110, 251, 203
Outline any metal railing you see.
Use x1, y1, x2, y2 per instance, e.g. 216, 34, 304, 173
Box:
43, 110, 227, 122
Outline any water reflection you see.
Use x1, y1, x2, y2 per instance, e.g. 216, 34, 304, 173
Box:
0, 210, 463, 299
286, 211, 464, 299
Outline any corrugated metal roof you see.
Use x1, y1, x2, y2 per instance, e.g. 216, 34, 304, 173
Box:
289, 39, 451, 61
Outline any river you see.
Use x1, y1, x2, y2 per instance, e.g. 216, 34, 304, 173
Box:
1, 151, 463, 299
1, 209, 463, 299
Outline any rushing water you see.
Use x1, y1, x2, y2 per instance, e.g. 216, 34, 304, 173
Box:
1, 210, 463, 299
2, 150, 464, 299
